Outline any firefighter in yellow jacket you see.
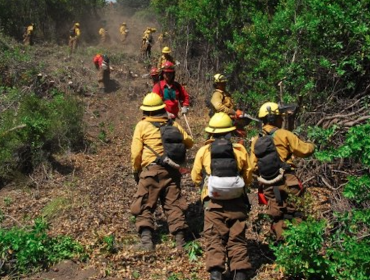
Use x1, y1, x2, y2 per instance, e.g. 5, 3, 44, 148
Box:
157, 46, 175, 70
119, 22, 128, 43
98, 23, 110, 45
191, 112, 252, 280
209, 74, 235, 117
23, 23, 34, 46
131, 93, 194, 251
250, 102, 315, 240
69, 22, 81, 55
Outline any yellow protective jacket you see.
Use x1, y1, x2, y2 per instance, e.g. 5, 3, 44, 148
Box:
131, 116, 194, 173
119, 26, 127, 35
26, 25, 34, 35
157, 54, 175, 69
99, 28, 106, 36
250, 124, 315, 173
210, 89, 235, 115
191, 138, 252, 202
70, 27, 80, 39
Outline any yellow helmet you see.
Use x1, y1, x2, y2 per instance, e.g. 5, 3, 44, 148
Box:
75, 22, 80, 27
162, 46, 171, 53
122, 22, 126, 25
140, 93, 166, 111
258, 102, 280, 118
205, 112, 236, 134
214, 73, 227, 83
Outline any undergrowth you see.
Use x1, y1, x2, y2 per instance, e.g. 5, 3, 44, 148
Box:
0, 217, 86, 276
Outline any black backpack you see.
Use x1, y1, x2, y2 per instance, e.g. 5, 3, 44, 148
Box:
153, 120, 186, 164
210, 137, 238, 177
254, 128, 290, 180
69, 28, 76, 37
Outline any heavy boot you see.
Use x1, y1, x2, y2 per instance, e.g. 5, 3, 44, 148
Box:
134, 228, 154, 251
234, 269, 247, 280
174, 230, 186, 250
209, 268, 223, 280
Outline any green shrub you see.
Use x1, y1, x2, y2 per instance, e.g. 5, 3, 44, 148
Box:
0, 217, 85, 275
272, 218, 331, 279
0, 87, 84, 180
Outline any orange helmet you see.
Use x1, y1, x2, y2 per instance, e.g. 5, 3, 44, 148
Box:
150, 67, 159, 76
162, 61, 175, 73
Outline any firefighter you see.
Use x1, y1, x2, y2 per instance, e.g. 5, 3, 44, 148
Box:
152, 61, 190, 119
157, 46, 175, 70
23, 23, 34, 46
69, 22, 81, 55
119, 22, 128, 43
250, 102, 315, 240
191, 112, 252, 280
209, 74, 235, 117
93, 53, 110, 93
98, 21, 110, 45
150, 67, 160, 85
130, 93, 194, 251
141, 28, 155, 59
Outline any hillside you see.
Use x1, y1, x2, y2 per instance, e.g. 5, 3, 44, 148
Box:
1, 2, 370, 280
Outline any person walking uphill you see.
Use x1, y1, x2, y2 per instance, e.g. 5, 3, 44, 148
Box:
191, 112, 252, 280
93, 54, 110, 93
152, 61, 190, 119
250, 102, 315, 241
69, 22, 81, 56
130, 93, 194, 251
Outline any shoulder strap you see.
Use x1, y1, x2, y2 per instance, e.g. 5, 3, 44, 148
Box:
261, 127, 279, 137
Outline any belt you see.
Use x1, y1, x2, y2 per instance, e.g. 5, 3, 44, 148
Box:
145, 162, 157, 168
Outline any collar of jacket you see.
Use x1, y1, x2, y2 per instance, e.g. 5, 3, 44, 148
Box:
142, 116, 168, 122
215, 88, 230, 96
263, 124, 279, 133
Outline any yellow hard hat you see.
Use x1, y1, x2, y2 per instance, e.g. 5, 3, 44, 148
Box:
214, 73, 228, 83
205, 112, 236, 134
122, 22, 126, 25
75, 22, 80, 27
162, 46, 171, 53
258, 102, 280, 118
140, 93, 166, 111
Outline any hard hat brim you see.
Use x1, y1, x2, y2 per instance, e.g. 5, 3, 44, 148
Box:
205, 126, 236, 134
140, 104, 166, 111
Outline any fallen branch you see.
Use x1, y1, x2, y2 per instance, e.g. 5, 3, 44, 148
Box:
342, 115, 370, 127
0, 124, 27, 137
317, 107, 367, 126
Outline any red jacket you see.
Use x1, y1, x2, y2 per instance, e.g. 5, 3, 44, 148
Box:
93, 54, 103, 68
152, 80, 190, 117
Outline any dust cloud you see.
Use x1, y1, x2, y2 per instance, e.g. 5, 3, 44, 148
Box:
76, 4, 163, 57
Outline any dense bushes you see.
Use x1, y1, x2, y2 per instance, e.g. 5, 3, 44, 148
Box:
0, 45, 84, 184
272, 123, 370, 279
0, 87, 84, 181
151, 0, 370, 113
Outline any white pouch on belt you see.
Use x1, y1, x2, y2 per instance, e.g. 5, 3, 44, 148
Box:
208, 175, 245, 200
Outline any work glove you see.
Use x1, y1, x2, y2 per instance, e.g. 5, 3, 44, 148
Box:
181, 106, 189, 115
167, 112, 175, 119
133, 172, 140, 184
